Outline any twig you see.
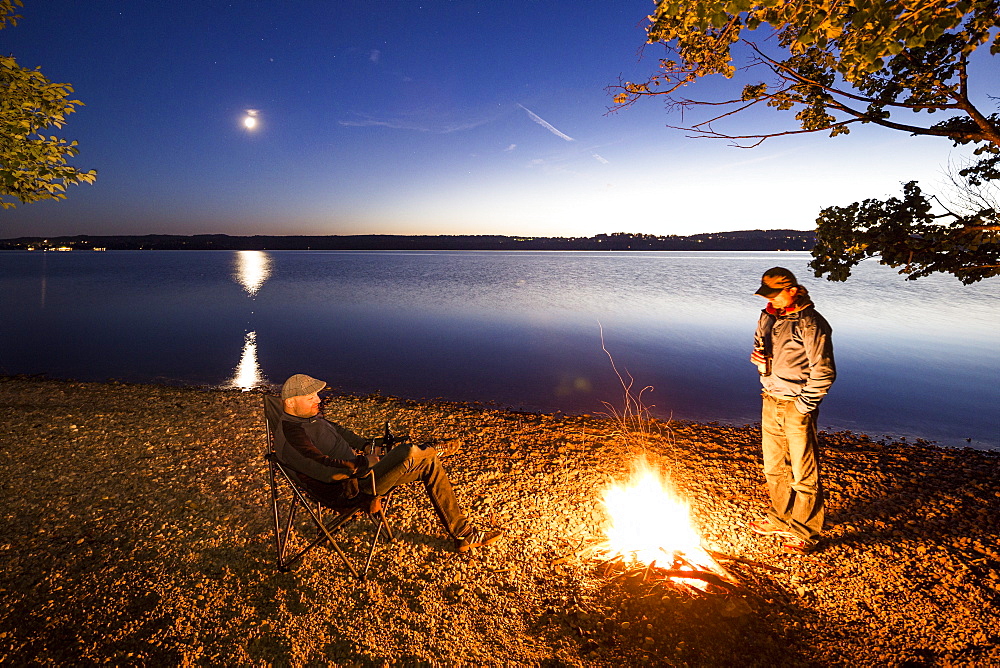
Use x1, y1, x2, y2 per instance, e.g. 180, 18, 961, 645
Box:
705, 549, 786, 573
597, 323, 665, 452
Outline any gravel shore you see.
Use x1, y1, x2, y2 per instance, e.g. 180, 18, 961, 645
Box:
1, 376, 998, 666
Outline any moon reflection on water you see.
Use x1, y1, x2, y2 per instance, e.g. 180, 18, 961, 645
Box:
229, 250, 272, 389
232, 330, 262, 390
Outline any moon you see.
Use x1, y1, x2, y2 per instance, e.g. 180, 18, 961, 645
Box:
242, 109, 261, 131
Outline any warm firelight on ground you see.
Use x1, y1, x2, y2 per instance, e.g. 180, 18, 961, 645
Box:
599, 457, 727, 587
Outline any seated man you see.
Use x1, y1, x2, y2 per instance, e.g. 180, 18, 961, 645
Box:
276, 373, 502, 553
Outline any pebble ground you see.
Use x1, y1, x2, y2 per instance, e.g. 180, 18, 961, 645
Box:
1, 377, 997, 666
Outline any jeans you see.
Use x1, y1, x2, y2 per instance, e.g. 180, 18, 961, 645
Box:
370, 442, 471, 539
761, 394, 824, 542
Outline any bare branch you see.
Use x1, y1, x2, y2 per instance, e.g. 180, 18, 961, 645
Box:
664, 119, 858, 148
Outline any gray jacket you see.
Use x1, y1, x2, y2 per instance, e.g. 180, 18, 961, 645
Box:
755, 301, 836, 414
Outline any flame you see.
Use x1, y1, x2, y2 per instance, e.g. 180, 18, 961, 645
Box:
599, 458, 726, 587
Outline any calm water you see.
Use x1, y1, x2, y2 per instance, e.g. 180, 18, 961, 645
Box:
1, 250, 998, 450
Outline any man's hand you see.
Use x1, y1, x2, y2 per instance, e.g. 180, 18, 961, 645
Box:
751, 348, 772, 375
793, 400, 813, 415
365, 453, 380, 467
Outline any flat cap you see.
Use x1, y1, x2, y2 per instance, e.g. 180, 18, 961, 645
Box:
281, 374, 326, 400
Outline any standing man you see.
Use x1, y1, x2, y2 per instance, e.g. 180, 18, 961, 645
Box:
749, 268, 836, 554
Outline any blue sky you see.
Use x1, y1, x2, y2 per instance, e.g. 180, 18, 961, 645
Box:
2, 1, 991, 238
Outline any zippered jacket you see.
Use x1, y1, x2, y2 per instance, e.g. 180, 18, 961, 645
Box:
755, 291, 836, 414
277, 411, 371, 499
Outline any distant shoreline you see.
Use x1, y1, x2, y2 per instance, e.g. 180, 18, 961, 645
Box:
0, 229, 816, 252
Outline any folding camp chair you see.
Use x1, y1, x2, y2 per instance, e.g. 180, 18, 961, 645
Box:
263, 395, 395, 577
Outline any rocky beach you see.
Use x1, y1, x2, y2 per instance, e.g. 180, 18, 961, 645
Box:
1, 376, 998, 666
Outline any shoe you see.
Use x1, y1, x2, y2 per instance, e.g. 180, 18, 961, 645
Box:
782, 537, 818, 555
749, 517, 794, 537
455, 527, 503, 553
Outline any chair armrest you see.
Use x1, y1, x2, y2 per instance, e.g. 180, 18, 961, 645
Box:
357, 469, 378, 496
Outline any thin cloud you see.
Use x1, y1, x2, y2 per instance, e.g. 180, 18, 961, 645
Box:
711, 145, 808, 172
370, 49, 381, 64
517, 104, 575, 142
339, 115, 489, 134
592, 153, 609, 164
504, 144, 517, 152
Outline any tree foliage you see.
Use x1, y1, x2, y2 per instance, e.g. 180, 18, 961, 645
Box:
0, 0, 96, 209
811, 181, 999, 284
615, 0, 1000, 283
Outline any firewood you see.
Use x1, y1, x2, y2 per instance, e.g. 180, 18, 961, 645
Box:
654, 569, 742, 592
705, 549, 785, 573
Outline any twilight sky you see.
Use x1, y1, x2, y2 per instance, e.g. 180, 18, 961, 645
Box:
2, 1, 992, 239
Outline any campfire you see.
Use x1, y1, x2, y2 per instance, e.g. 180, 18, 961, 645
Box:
592, 458, 738, 593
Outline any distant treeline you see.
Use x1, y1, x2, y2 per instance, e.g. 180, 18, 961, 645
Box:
0, 230, 816, 252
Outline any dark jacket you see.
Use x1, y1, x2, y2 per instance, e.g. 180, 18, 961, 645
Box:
276, 411, 371, 503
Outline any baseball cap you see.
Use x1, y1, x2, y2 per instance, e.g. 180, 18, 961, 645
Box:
754, 267, 798, 298
281, 374, 326, 399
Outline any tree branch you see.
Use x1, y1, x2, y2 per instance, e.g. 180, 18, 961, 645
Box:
746, 42, 964, 113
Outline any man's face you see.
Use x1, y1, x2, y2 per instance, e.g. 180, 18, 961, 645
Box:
762, 286, 798, 310
285, 391, 321, 418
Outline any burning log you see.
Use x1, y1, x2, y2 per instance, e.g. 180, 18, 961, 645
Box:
592, 457, 745, 595
602, 555, 625, 577
548, 458, 773, 598
650, 569, 741, 592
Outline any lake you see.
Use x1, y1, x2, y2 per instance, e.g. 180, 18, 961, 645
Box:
1, 250, 997, 450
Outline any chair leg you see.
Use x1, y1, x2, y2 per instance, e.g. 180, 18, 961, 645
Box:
270, 462, 362, 577
361, 496, 396, 578
363, 512, 388, 578
307, 508, 361, 579
378, 492, 395, 542
269, 463, 293, 569
290, 486, 361, 578
279, 501, 300, 565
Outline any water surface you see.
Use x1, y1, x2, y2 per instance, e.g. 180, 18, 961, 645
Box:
1, 250, 997, 449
